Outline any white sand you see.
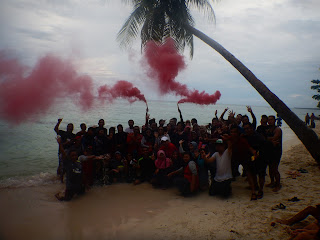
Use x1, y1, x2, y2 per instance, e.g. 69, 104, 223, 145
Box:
1, 124, 320, 240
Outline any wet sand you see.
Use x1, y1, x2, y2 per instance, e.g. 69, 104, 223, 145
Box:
1, 124, 319, 240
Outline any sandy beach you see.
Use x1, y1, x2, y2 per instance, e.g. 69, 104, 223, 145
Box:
1, 124, 319, 240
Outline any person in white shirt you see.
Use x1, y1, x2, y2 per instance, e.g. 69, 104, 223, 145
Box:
125, 119, 134, 133
202, 138, 233, 198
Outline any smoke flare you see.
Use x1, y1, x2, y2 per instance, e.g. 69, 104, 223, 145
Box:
98, 80, 147, 106
0, 52, 94, 124
144, 38, 221, 105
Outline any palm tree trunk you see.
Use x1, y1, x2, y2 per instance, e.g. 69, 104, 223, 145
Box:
187, 25, 320, 164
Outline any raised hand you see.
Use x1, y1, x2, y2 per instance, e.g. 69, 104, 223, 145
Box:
247, 106, 252, 113
228, 110, 235, 118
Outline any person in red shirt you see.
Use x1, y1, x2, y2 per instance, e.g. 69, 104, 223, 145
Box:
159, 136, 177, 158
230, 125, 257, 200
126, 126, 143, 158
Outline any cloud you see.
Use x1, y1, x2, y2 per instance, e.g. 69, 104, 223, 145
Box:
0, 0, 319, 108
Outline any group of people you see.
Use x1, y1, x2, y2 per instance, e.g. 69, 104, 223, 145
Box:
305, 113, 317, 128
53, 106, 283, 202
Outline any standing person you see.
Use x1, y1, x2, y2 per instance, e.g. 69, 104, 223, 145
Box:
125, 119, 135, 133
242, 106, 257, 130
159, 119, 166, 127
256, 115, 269, 139
276, 113, 282, 127
126, 126, 143, 158
141, 128, 155, 154
54, 118, 76, 182
202, 139, 233, 198
55, 137, 85, 201
94, 129, 108, 155
96, 119, 107, 136
266, 115, 283, 192
76, 123, 87, 137
230, 125, 258, 200
311, 113, 316, 128
115, 124, 127, 154
154, 126, 171, 149
305, 113, 310, 126
243, 123, 268, 199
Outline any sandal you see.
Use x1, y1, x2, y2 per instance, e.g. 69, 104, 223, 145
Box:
288, 197, 300, 202
272, 203, 286, 210
251, 193, 257, 201
297, 168, 308, 173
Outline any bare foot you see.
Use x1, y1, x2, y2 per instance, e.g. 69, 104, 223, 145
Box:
273, 185, 282, 192
266, 182, 275, 188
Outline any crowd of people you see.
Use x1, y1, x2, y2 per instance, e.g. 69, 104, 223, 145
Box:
53, 106, 283, 202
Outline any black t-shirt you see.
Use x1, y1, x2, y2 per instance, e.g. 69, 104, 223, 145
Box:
95, 127, 107, 136
138, 156, 155, 179
58, 130, 75, 143
256, 125, 269, 139
65, 159, 83, 190
115, 132, 127, 145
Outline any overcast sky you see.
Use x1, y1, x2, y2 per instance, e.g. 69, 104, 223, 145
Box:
1, 0, 319, 108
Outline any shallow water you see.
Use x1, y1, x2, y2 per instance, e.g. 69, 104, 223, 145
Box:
0, 99, 319, 187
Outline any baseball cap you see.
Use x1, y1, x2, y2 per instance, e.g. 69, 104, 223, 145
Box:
161, 136, 169, 142
216, 139, 224, 144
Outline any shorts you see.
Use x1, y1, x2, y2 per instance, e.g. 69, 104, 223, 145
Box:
209, 179, 232, 198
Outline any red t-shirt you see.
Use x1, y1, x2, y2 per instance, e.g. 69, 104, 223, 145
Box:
159, 143, 177, 158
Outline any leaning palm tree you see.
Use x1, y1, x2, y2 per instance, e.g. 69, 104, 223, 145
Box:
117, 0, 320, 163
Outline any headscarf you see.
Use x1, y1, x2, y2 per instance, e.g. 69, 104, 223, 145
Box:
190, 141, 198, 151
155, 150, 172, 169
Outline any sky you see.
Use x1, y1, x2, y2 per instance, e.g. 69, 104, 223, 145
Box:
0, 0, 319, 108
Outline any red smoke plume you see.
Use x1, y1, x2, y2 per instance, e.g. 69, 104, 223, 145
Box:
144, 38, 221, 105
0, 52, 94, 124
98, 80, 147, 105
178, 90, 222, 104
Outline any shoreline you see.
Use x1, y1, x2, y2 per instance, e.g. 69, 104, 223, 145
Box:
1, 125, 320, 240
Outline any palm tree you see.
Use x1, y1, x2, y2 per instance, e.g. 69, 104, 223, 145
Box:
117, 0, 320, 163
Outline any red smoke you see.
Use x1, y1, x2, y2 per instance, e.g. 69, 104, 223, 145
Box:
0, 52, 94, 124
98, 80, 147, 105
144, 38, 221, 105
178, 90, 222, 104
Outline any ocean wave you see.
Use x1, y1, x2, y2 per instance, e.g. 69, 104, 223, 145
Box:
0, 172, 60, 189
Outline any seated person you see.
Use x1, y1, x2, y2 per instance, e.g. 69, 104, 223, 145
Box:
172, 152, 199, 196
107, 151, 126, 183
202, 138, 233, 198
151, 150, 172, 189
134, 147, 156, 185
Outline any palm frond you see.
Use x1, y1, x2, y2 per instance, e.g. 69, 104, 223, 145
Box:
117, 2, 148, 48
187, 0, 216, 22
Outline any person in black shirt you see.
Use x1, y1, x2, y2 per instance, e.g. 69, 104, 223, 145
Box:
54, 118, 76, 182
115, 124, 128, 154
95, 119, 107, 136
55, 137, 85, 201
256, 115, 269, 139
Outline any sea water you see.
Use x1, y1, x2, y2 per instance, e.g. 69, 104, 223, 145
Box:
0, 99, 319, 188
